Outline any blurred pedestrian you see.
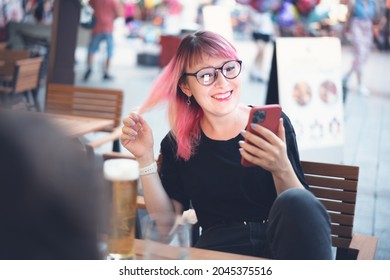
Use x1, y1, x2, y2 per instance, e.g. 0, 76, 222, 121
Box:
384, 0, 390, 50
343, 0, 377, 97
123, 0, 137, 25
248, 7, 275, 83
0, 110, 104, 259
83, 0, 123, 81
33, 0, 53, 24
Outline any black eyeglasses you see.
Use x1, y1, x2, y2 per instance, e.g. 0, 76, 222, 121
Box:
182, 60, 242, 86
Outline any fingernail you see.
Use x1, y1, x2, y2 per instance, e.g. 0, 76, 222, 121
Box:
240, 130, 246, 136
250, 123, 258, 129
238, 140, 244, 146
129, 120, 135, 126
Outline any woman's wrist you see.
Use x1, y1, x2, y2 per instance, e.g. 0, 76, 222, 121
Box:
137, 153, 155, 168
139, 161, 158, 176
272, 163, 302, 194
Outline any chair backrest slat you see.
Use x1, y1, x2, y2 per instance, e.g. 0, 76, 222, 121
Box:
305, 175, 358, 191
320, 199, 355, 214
329, 212, 354, 225
301, 161, 359, 180
310, 187, 356, 203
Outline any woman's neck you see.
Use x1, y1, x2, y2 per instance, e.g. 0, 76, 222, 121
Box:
200, 105, 250, 140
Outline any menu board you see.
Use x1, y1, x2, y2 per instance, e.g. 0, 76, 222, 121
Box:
266, 37, 344, 163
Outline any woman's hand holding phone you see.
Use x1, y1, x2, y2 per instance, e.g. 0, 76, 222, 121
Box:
240, 105, 288, 171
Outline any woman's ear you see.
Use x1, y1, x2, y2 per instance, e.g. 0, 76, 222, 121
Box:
179, 80, 191, 97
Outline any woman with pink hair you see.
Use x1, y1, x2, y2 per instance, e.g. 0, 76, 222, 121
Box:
121, 31, 332, 259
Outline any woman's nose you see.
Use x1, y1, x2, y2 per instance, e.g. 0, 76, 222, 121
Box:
214, 70, 228, 87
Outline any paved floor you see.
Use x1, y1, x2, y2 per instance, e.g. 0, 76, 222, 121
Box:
68, 35, 390, 259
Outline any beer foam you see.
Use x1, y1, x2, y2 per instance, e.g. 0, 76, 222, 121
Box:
104, 159, 139, 181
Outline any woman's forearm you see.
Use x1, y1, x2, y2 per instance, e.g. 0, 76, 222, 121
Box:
272, 163, 304, 196
140, 173, 177, 216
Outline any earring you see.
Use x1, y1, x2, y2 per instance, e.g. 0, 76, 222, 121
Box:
187, 96, 191, 106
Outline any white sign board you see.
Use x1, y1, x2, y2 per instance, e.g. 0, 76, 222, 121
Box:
274, 37, 344, 163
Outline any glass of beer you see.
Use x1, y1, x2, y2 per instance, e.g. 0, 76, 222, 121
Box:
103, 158, 139, 260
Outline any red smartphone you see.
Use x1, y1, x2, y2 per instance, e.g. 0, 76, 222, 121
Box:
241, 104, 282, 167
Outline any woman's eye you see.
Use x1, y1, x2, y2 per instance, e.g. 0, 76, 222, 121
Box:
200, 70, 214, 77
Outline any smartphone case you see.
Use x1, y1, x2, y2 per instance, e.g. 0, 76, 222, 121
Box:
241, 104, 282, 167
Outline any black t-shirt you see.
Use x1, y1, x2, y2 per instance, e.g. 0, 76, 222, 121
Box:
159, 112, 308, 230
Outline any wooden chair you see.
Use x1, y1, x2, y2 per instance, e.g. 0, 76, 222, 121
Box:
18, 31, 50, 81
300, 161, 378, 260
46, 84, 124, 152
0, 57, 43, 111
102, 152, 378, 259
0, 49, 30, 83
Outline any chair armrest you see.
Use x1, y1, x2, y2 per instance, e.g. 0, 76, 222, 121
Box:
349, 233, 378, 260
87, 126, 122, 149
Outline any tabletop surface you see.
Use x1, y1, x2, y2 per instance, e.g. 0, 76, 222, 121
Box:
40, 113, 114, 138
134, 239, 266, 260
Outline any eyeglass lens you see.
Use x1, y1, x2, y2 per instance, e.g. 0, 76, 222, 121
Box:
197, 60, 241, 85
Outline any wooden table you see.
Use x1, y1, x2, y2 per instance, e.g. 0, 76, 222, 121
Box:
0, 110, 114, 138
44, 113, 114, 138
134, 239, 265, 260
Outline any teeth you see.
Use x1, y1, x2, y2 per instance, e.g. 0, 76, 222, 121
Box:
213, 91, 231, 100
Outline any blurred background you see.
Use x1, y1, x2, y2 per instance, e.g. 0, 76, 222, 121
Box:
0, 0, 389, 259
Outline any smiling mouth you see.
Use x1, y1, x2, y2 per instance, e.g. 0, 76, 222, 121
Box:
212, 91, 232, 100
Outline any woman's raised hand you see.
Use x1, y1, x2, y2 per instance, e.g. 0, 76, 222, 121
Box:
240, 118, 303, 194
121, 113, 155, 165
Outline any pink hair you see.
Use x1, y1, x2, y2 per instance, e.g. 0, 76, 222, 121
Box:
139, 31, 239, 160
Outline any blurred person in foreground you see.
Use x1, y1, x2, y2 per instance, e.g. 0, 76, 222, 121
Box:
0, 111, 103, 260
121, 31, 332, 259
343, 0, 377, 97
83, 0, 123, 81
